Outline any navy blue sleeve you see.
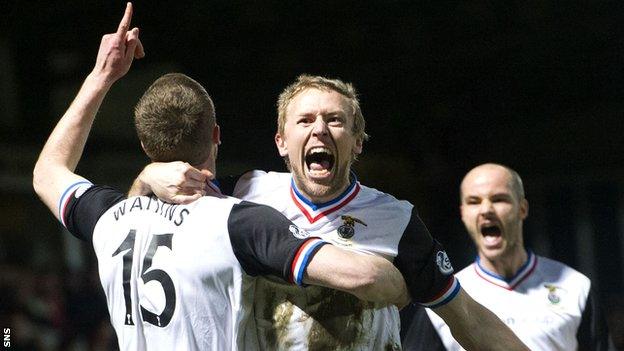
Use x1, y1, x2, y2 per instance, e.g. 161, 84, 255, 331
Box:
393, 208, 457, 304
227, 201, 327, 285
576, 285, 616, 351
400, 304, 446, 351
63, 185, 126, 243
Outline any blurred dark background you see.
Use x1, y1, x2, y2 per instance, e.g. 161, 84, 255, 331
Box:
2, 0, 624, 349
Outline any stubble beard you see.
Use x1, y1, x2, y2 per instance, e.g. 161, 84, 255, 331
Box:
286, 156, 352, 202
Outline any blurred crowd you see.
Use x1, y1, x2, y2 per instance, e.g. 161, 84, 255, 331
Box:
0, 263, 116, 351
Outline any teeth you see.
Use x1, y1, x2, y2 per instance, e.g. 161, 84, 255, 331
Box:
484, 236, 499, 244
308, 147, 333, 155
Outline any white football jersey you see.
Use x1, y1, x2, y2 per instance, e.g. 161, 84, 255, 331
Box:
426, 251, 599, 351
232, 171, 460, 351
59, 179, 328, 351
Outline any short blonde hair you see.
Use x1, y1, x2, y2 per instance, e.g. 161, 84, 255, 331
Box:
276, 74, 369, 142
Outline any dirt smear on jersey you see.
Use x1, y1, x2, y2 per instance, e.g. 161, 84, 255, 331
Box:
258, 280, 295, 350
255, 276, 404, 350
257, 278, 377, 350
305, 288, 374, 350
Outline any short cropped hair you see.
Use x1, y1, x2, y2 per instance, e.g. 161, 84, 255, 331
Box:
460, 163, 526, 202
276, 74, 369, 142
134, 73, 215, 165
506, 165, 525, 200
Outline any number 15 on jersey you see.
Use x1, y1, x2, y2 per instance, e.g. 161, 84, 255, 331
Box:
112, 230, 177, 327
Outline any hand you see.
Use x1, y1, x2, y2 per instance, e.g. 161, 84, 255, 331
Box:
139, 162, 215, 204
91, 2, 145, 87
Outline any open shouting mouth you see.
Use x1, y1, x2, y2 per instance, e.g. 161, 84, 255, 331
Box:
480, 222, 503, 247
305, 147, 335, 178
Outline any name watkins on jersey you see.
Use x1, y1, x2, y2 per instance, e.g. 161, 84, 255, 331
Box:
113, 197, 189, 226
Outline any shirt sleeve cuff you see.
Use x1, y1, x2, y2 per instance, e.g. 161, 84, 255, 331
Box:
419, 276, 461, 309
58, 180, 93, 227
290, 238, 329, 286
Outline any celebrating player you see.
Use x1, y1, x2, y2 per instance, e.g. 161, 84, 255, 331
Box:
402, 163, 615, 350
32, 4, 411, 350
133, 79, 529, 349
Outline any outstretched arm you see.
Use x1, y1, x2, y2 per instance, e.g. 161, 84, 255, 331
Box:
305, 247, 410, 308
229, 201, 411, 307
33, 2, 144, 220
432, 288, 529, 350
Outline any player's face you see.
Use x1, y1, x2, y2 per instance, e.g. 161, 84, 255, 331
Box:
275, 88, 362, 202
460, 166, 528, 263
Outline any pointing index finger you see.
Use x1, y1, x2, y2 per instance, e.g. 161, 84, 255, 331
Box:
116, 2, 133, 38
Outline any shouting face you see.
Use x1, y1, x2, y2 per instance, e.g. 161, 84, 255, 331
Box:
275, 88, 362, 203
460, 164, 528, 267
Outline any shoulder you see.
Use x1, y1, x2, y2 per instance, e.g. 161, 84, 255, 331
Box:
452, 264, 480, 290
233, 170, 290, 198
350, 184, 415, 240
536, 255, 591, 287
455, 263, 476, 277
63, 183, 126, 242
237, 170, 289, 182
356, 183, 413, 216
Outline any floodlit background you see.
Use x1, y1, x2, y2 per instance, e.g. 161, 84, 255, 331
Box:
2, 1, 623, 349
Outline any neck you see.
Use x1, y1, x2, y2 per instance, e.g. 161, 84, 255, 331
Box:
293, 173, 354, 204
479, 247, 528, 279
194, 158, 217, 179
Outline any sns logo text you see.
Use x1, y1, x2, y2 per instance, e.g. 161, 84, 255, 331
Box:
3, 328, 9, 347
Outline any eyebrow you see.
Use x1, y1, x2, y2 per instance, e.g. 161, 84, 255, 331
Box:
296, 110, 346, 117
463, 192, 513, 200
490, 193, 513, 199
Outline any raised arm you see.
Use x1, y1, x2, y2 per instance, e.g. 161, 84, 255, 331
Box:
304, 246, 410, 308
33, 2, 144, 220
432, 288, 529, 351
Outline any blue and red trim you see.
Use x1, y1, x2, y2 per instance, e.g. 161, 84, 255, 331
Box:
474, 250, 537, 290
290, 173, 360, 224
419, 276, 461, 309
58, 180, 93, 228
290, 238, 327, 286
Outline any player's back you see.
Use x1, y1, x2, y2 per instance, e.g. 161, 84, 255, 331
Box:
92, 195, 254, 351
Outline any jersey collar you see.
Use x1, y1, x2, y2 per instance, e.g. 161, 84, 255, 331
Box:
290, 172, 361, 224
205, 179, 223, 195
474, 250, 537, 290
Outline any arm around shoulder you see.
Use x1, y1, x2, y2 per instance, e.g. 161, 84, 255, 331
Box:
304, 246, 410, 308
128, 162, 211, 203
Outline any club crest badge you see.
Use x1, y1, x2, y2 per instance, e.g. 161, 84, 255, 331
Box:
545, 284, 562, 304
289, 225, 310, 239
435, 251, 454, 275
337, 215, 367, 239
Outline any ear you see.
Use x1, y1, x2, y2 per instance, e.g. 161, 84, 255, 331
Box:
520, 198, 529, 220
140, 141, 147, 153
275, 132, 288, 157
213, 124, 221, 146
353, 137, 363, 155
